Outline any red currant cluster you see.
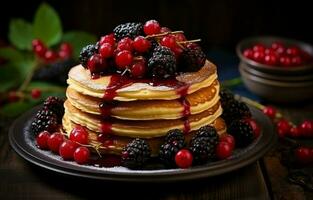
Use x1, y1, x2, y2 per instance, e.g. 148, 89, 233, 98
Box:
32, 39, 72, 63
243, 42, 312, 67
7, 88, 42, 103
86, 20, 193, 78
262, 106, 313, 138
36, 125, 90, 164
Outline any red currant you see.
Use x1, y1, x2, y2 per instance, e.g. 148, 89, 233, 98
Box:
130, 60, 146, 78
289, 126, 301, 138
252, 44, 265, 52
172, 46, 183, 58
175, 149, 193, 168
59, 42, 72, 59
59, 140, 78, 160
143, 20, 161, 35
252, 51, 265, 63
70, 125, 89, 144
33, 45, 47, 58
32, 39, 44, 49
36, 131, 50, 149
8, 91, 19, 102
174, 33, 186, 42
291, 56, 302, 66
160, 35, 177, 49
219, 134, 235, 150
276, 119, 291, 138
44, 50, 58, 62
244, 118, 261, 138
216, 142, 233, 159
117, 37, 133, 52
271, 42, 284, 50
87, 54, 108, 73
243, 49, 254, 59
279, 56, 292, 66
265, 48, 276, 55
115, 50, 133, 69
133, 36, 151, 53
47, 132, 64, 153
298, 120, 313, 137
100, 34, 115, 46
160, 27, 171, 33
74, 146, 90, 164
295, 147, 313, 164
262, 106, 277, 119
99, 43, 114, 58
31, 88, 41, 99
286, 47, 300, 57
264, 54, 278, 66
276, 46, 286, 55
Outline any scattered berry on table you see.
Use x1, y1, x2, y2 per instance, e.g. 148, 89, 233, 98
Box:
276, 119, 291, 138
295, 147, 313, 164
298, 120, 313, 137
262, 106, 277, 119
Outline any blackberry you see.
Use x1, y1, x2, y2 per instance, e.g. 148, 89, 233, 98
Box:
147, 46, 176, 78
121, 138, 151, 169
189, 137, 217, 164
159, 142, 183, 167
33, 59, 77, 85
113, 22, 144, 41
31, 109, 58, 136
222, 100, 251, 124
43, 96, 65, 122
219, 89, 235, 108
164, 129, 185, 147
178, 44, 206, 72
189, 125, 219, 164
79, 44, 98, 68
228, 120, 254, 147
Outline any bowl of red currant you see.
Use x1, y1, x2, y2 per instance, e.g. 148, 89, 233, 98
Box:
236, 36, 313, 103
236, 36, 313, 75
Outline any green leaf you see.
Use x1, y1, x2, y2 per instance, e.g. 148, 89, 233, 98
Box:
0, 101, 36, 117
12, 57, 36, 83
62, 31, 97, 59
0, 47, 23, 61
8, 19, 34, 50
0, 64, 20, 92
33, 3, 62, 47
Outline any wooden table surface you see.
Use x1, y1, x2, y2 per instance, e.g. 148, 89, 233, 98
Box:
0, 102, 313, 200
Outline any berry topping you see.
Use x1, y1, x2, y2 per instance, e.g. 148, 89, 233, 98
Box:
143, 20, 161, 35
147, 46, 176, 78
99, 34, 115, 46
115, 50, 133, 69
121, 138, 151, 169
74, 146, 90, 164
160, 35, 177, 50
113, 22, 144, 40
36, 131, 50, 150
31, 109, 58, 135
130, 60, 146, 78
99, 43, 114, 58
70, 125, 89, 145
79, 44, 98, 68
175, 149, 193, 168
133, 36, 151, 53
47, 132, 64, 153
228, 120, 254, 147
43, 96, 65, 121
117, 37, 134, 52
216, 142, 233, 159
87, 54, 108, 74
59, 140, 78, 160
178, 44, 206, 72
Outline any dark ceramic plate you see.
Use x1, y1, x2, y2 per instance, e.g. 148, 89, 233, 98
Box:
9, 105, 276, 182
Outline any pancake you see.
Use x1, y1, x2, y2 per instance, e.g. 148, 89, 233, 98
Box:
66, 80, 220, 120
67, 60, 218, 101
62, 115, 227, 156
64, 100, 223, 138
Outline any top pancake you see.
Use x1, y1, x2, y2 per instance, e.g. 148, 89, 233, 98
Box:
67, 60, 218, 101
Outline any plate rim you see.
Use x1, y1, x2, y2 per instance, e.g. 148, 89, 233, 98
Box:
9, 105, 277, 182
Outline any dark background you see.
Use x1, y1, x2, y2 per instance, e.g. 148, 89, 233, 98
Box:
0, 0, 312, 51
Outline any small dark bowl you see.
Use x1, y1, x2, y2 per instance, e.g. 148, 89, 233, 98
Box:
236, 36, 313, 75
239, 66, 313, 103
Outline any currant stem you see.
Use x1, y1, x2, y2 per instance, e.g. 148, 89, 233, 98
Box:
178, 39, 201, 44
145, 31, 184, 39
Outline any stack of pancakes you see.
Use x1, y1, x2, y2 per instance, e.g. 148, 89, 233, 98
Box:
62, 60, 226, 155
